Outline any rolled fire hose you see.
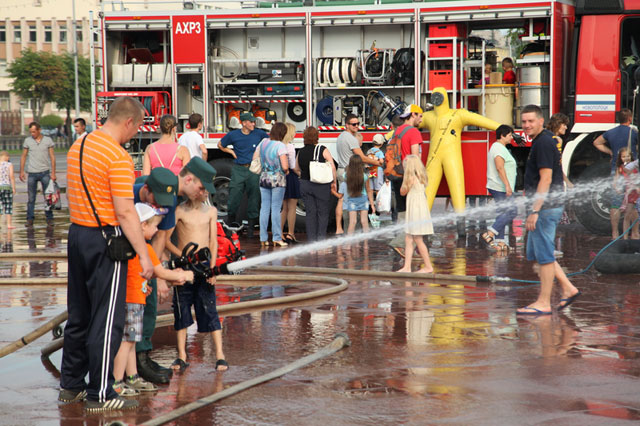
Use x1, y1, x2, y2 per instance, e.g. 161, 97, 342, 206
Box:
139, 333, 351, 426
0, 274, 347, 359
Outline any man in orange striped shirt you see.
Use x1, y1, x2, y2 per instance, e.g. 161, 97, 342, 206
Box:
59, 97, 154, 412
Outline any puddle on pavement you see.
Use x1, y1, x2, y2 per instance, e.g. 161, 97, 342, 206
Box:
1, 215, 640, 424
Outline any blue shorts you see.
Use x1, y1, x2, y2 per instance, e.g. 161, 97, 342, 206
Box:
611, 192, 624, 209
526, 207, 563, 265
343, 195, 369, 212
172, 277, 221, 332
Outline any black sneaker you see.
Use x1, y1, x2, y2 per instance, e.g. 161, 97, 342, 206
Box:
85, 396, 139, 413
58, 388, 87, 403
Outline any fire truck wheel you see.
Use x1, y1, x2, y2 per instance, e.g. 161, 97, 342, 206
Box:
572, 161, 613, 236
210, 158, 233, 218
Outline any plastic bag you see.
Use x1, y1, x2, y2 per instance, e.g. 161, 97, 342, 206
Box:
45, 180, 62, 211
375, 180, 392, 213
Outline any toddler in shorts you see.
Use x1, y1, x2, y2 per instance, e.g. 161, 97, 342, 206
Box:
112, 203, 193, 396
0, 151, 16, 229
339, 155, 376, 234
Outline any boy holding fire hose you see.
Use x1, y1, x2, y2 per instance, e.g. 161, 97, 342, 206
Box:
166, 191, 229, 372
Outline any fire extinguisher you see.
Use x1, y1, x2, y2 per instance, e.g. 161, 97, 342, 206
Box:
191, 81, 201, 97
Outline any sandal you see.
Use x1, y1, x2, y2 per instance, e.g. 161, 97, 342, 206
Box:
481, 231, 495, 245
215, 359, 229, 371
495, 241, 509, 253
283, 233, 298, 244
171, 358, 189, 372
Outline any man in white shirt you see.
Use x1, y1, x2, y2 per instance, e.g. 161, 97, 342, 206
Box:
178, 113, 207, 160
73, 118, 87, 140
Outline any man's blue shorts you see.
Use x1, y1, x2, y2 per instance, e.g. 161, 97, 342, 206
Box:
172, 276, 221, 332
526, 207, 563, 265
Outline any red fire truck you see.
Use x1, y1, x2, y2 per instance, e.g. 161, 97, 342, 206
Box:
93, 0, 640, 234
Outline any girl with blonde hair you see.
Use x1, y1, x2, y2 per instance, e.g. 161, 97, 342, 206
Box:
396, 155, 434, 273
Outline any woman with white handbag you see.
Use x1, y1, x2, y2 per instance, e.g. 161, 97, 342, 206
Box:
252, 122, 290, 247
294, 127, 337, 242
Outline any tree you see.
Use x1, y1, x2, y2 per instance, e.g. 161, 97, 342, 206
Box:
55, 53, 93, 142
6, 49, 68, 122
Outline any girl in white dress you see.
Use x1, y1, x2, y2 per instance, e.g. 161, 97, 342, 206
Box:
396, 155, 434, 273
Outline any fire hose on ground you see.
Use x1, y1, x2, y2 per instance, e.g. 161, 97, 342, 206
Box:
0, 274, 348, 359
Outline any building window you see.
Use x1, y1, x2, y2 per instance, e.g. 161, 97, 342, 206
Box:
44, 25, 52, 43
28, 98, 38, 110
59, 25, 67, 43
93, 31, 99, 43
76, 28, 83, 42
0, 60, 7, 78
0, 92, 10, 111
0, 26, 5, 43
29, 25, 36, 42
13, 28, 21, 43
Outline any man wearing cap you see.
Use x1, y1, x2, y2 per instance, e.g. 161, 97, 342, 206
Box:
335, 113, 383, 234
388, 105, 424, 249
134, 159, 217, 384
219, 113, 268, 237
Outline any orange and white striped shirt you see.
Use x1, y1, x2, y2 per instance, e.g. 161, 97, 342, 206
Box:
67, 130, 134, 227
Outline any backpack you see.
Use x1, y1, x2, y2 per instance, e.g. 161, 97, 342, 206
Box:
384, 125, 412, 178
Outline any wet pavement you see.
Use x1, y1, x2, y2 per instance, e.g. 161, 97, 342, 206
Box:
1, 186, 640, 424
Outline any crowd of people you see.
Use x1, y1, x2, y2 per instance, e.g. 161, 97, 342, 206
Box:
47, 86, 636, 412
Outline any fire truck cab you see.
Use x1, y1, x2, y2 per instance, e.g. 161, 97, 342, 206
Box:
93, 0, 640, 235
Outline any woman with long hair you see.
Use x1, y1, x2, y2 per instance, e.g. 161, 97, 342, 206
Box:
252, 122, 290, 247
142, 115, 191, 176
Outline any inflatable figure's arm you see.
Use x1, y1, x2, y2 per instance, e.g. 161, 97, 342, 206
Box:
461, 110, 500, 131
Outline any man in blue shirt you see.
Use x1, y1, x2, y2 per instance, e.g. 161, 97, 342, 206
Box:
219, 113, 268, 237
593, 108, 638, 238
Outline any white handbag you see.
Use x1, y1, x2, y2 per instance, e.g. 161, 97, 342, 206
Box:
309, 144, 333, 184
249, 156, 262, 174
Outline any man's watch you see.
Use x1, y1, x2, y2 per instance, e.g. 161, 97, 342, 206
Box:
531, 210, 540, 215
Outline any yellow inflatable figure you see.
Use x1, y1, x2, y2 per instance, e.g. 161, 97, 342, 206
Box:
420, 87, 500, 212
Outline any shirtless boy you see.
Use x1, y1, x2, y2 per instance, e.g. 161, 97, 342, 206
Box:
167, 192, 228, 372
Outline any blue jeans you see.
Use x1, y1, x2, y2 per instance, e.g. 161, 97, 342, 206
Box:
487, 189, 518, 240
27, 171, 53, 221
260, 186, 286, 242
526, 207, 563, 265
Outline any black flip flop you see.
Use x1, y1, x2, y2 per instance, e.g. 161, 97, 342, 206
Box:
557, 291, 582, 311
215, 359, 229, 371
171, 358, 189, 372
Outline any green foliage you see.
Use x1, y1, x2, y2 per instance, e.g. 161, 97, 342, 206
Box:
40, 114, 64, 128
506, 28, 526, 59
56, 53, 93, 113
6, 49, 68, 121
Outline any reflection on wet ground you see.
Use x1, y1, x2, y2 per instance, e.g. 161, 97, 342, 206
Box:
0, 214, 639, 425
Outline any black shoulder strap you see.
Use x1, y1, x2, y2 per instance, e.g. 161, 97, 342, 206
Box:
79, 134, 108, 240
